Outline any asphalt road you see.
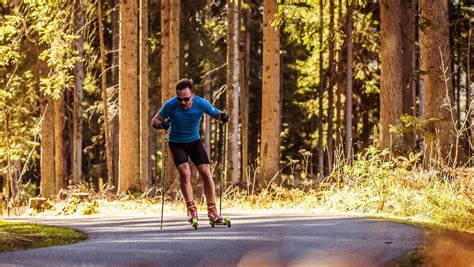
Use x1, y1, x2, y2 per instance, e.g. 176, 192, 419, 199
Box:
0, 213, 424, 266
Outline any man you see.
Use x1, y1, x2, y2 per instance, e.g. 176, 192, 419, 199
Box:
152, 78, 229, 224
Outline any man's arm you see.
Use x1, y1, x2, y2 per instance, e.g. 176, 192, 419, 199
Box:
151, 113, 169, 130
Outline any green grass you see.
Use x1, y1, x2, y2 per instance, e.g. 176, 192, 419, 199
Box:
0, 221, 87, 252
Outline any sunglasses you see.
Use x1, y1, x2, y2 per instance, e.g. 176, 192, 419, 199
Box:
177, 96, 191, 102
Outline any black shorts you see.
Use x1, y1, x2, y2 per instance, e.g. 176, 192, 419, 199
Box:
168, 140, 210, 167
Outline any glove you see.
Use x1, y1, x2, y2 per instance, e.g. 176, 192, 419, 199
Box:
158, 119, 170, 130
152, 119, 170, 130
220, 112, 229, 123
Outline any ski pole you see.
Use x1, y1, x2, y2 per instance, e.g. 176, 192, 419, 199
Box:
219, 116, 227, 216
160, 136, 168, 230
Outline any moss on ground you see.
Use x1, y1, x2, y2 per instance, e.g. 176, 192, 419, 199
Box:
0, 221, 87, 252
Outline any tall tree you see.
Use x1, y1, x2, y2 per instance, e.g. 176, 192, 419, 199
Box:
73, 0, 85, 185
160, 0, 174, 182
318, 0, 325, 178
111, 0, 120, 187
467, 24, 472, 158
161, 0, 170, 102
241, 3, 251, 184
169, 0, 180, 91
40, 94, 55, 197
227, 0, 240, 184
345, 0, 354, 159
379, 0, 404, 153
420, 0, 456, 165
327, 0, 335, 172
163, 0, 180, 181
260, 0, 280, 184
401, 0, 416, 149
118, 0, 140, 192
53, 95, 65, 192
98, 0, 114, 187
139, 0, 150, 190
335, 0, 344, 151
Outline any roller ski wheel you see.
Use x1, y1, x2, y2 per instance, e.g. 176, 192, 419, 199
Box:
207, 202, 231, 228
186, 201, 198, 230
190, 218, 198, 230
208, 216, 231, 228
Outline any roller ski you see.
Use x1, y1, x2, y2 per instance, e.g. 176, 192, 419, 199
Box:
186, 201, 199, 230
208, 202, 231, 228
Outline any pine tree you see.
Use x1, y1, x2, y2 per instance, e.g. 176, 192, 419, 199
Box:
420, 0, 456, 165
379, 0, 404, 153
227, 0, 240, 185
118, 0, 140, 192
260, 0, 280, 184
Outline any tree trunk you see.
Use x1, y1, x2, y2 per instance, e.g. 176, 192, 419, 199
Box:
380, 0, 404, 154
318, 0, 324, 178
420, 0, 456, 165
4, 112, 12, 212
327, 0, 335, 172
241, 7, 251, 184
73, 0, 84, 185
10, 161, 20, 214
139, 0, 150, 190
345, 0, 354, 160
401, 0, 416, 150
160, 0, 175, 182
169, 0, 180, 92
227, 0, 240, 185
41, 95, 55, 197
380, 0, 403, 150
118, 0, 140, 192
203, 0, 212, 157
203, 72, 212, 155
161, 0, 170, 102
260, 0, 280, 185
167, 0, 180, 180
467, 24, 472, 161
111, 0, 120, 187
98, 0, 115, 187
111, 0, 120, 86
160, 0, 170, 181
54, 96, 65, 193
335, 0, 344, 151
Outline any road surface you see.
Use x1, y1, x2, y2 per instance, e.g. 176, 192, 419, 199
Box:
0, 213, 424, 266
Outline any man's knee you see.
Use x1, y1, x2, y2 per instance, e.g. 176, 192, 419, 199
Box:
197, 165, 212, 180
177, 164, 191, 180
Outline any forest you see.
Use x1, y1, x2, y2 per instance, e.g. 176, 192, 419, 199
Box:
0, 0, 473, 231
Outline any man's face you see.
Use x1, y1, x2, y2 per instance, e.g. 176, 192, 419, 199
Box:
176, 88, 193, 110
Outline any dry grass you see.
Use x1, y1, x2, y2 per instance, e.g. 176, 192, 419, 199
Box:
26, 146, 473, 233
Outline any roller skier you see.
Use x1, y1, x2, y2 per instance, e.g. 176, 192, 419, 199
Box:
152, 78, 230, 229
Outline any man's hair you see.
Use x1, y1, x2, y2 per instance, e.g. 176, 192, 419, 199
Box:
176, 78, 193, 91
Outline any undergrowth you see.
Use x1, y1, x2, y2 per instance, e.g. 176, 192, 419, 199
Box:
26, 147, 473, 232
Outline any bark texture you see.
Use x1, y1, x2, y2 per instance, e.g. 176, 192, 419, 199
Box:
226, 0, 240, 185
118, 0, 140, 192
420, 0, 456, 165
260, 0, 280, 184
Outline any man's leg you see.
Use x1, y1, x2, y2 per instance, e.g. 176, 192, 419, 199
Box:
197, 164, 223, 222
196, 164, 216, 204
176, 162, 193, 203
176, 162, 198, 221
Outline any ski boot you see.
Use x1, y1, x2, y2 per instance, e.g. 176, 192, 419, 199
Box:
207, 202, 231, 228
186, 201, 199, 230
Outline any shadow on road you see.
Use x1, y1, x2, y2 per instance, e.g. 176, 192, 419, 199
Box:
1, 214, 424, 266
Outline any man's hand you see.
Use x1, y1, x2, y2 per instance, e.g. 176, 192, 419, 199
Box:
220, 112, 229, 123
152, 118, 170, 130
